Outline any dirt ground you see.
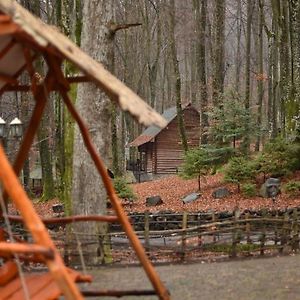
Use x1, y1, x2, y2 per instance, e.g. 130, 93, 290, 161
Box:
81, 254, 300, 300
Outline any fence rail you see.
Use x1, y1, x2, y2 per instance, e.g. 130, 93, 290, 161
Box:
4, 208, 300, 266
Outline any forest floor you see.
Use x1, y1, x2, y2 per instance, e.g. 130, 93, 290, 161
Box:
127, 171, 300, 213
12, 170, 300, 218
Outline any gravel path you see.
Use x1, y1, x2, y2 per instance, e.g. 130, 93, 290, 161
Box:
81, 254, 300, 300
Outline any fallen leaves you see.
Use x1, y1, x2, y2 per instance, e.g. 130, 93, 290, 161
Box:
128, 172, 300, 213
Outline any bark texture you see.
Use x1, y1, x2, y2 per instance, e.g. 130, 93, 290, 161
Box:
71, 0, 113, 265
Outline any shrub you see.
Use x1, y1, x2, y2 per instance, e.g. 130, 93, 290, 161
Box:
256, 138, 300, 177
113, 177, 136, 201
241, 183, 256, 198
181, 146, 234, 190
283, 181, 300, 197
224, 157, 257, 192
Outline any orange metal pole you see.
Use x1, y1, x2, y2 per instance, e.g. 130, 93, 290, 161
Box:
0, 242, 54, 259
60, 89, 170, 300
0, 144, 84, 300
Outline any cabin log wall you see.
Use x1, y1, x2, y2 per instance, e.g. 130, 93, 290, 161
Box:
154, 107, 200, 174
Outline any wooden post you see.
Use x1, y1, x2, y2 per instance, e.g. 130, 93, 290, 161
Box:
181, 211, 188, 261
260, 211, 266, 256
144, 211, 150, 253
274, 211, 278, 246
245, 212, 251, 244
212, 211, 217, 242
197, 213, 202, 246
280, 211, 289, 253
292, 208, 299, 251
231, 208, 239, 258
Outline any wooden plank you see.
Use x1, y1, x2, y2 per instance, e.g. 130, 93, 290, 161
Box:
8, 273, 53, 300
0, 274, 39, 299
0, 261, 18, 286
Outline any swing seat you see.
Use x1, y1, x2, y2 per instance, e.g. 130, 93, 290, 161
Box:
0, 264, 91, 300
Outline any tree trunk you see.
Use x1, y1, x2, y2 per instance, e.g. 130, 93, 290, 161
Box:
71, 0, 113, 265
194, 0, 208, 145
271, 1, 280, 138
169, 0, 188, 152
242, 0, 254, 153
32, 2, 55, 201
212, 0, 226, 105
235, 0, 242, 94
255, 0, 265, 151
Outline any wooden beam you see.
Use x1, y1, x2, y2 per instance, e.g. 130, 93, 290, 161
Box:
0, 39, 15, 60
66, 75, 90, 84
81, 289, 157, 297
3, 76, 91, 91
46, 55, 70, 90
0, 73, 18, 85
0, 53, 39, 95
6, 214, 119, 225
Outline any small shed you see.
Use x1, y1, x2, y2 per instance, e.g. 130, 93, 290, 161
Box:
129, 103, 200, 176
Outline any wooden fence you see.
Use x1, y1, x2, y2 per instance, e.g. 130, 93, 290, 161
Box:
5, 208, 300, 266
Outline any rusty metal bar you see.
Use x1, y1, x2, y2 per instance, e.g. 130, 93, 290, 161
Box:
58, 85, 170, 300
3, 76, 91, 91
0, 38, 15, 60
0, 132, 84, 300
0, 242, 54, 259
6, 214, 119, 224
81, 289, 157, 297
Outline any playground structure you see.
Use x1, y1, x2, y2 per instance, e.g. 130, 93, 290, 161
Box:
0, 1, 169, 299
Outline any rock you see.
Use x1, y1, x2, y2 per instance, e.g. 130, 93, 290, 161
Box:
52, 204, 64, 213
182, 192, 201, 204
146, 195, 163, 207
260, 177, 281, 198
212, 187, 231, 199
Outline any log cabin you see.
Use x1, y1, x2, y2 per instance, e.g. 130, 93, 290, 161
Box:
129, 103, 200, 179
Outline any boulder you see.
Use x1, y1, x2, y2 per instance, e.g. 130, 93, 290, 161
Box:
260, 178, 281, 198
146, 195, 163, 207
182, 192, 201, 204
52, 204, 64, 214
212, 187, 231, 199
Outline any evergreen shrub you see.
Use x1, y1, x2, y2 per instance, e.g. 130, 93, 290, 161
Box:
241, 183, 256, 198
113, 177, 136, 201
283, 181, 300, 197
256, 138, 300, 177
224, 157, 257, 192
